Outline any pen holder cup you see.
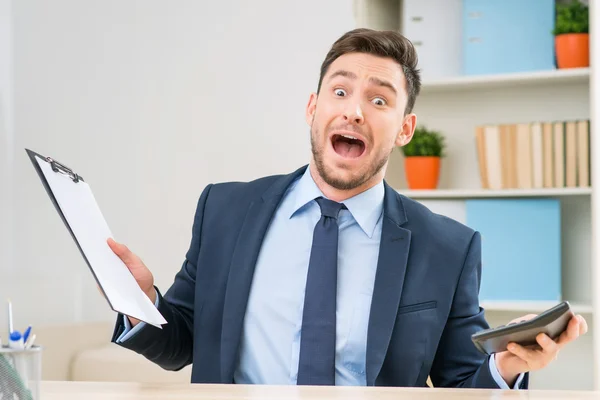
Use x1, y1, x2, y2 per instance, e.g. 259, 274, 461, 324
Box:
0, 345, 42, 400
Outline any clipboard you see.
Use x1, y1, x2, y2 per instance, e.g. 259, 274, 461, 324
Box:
25, 148, 167, 328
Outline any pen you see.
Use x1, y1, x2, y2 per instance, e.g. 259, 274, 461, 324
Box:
24, 334, 36, 350
7, 299, 13, 335
23, 326, 31, 344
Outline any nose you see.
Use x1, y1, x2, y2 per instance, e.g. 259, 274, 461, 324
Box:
343, 102, 364, 125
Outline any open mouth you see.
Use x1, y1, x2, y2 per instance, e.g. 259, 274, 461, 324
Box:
331, 134, 366, 159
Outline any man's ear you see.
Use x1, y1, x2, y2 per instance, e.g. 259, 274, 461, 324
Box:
305, 92, 318, 126
396, 113, 417, 147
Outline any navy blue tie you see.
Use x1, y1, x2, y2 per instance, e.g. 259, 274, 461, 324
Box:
297, 197, 345, 386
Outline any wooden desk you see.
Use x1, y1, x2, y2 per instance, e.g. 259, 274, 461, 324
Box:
40, 381, 600, 399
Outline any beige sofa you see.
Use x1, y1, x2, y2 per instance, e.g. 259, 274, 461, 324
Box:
35, 321, 192, 383
35, 321, 432, 387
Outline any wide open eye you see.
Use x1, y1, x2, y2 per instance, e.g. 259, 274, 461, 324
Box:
372, 97, 386, 106
334, 88, 347, 97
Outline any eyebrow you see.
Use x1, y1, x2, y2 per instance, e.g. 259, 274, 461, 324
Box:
369, 76, 397, 96
328, 69, 357, 81
327, 69, 397, 95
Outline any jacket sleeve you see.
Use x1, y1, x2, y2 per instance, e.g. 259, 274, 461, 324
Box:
110, 183, 213, 371
428, 231, 529, 389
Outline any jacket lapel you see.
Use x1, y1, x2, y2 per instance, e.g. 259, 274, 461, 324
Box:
220, 166, 308, 382
366, 183, 411, 386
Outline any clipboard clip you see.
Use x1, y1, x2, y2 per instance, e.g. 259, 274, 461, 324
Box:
46, 157, 81, 183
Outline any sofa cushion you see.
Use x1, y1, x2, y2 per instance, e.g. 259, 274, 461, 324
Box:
70, 343, 192, 383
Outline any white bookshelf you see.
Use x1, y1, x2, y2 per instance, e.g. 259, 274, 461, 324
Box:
481, 301, 593, 316
398, 187, 592, 200
420, 67, 590, 94
354, 0, 598, 392
481, 301, 593, 314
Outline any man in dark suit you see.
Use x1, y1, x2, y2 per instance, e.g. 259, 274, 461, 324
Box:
108, 28, 587, 388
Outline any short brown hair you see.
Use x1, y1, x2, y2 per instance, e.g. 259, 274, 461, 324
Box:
317, 28, 421, 115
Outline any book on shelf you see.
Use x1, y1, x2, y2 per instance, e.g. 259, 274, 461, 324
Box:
475, 120, 590, 190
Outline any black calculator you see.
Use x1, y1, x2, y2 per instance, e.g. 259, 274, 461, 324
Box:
471, 301, 574, 355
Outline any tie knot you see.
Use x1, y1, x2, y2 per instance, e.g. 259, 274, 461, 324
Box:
315, 197, 345, 219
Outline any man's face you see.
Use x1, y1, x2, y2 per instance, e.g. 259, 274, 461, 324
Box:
306, 52, 416, 192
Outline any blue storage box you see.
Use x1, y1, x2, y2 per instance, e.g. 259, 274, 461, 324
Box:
465, 199, 561, 302
462, 0, 556, 75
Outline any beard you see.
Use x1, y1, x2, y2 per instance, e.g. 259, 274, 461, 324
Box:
310, 124, 392, 191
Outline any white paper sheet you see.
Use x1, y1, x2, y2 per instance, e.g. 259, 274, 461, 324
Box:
35, 156, 167, 328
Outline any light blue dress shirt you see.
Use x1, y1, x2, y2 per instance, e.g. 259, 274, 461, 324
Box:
117, 167, 521, 388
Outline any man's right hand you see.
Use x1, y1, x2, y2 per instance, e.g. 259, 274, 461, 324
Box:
107, 238, 156, 327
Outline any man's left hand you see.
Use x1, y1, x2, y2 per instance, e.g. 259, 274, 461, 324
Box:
494, 313, 588, 386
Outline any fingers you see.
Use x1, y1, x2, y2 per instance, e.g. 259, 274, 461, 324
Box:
557, 315, 586, 347
107, 237, 122, 257
107, 237, 124, 255
536, 333, 558, 355
507, 334, 557, 369
577, 315, 588, 335
107, 238, 140, 266
504, 314, 588, 371
507, 342, 538, 362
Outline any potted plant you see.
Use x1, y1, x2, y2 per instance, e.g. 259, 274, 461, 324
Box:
553, 0, 589, 69
400, 126, 446, 190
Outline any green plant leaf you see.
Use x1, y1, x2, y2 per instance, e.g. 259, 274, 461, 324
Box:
400, 126, 446, 157
553, 0, 589, 35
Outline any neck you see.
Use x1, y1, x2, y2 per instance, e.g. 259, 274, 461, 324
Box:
308, 161, 385, 203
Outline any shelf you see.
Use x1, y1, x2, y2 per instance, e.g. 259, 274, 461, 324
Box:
481, 301, 593, 314
420, 67, 590, 94
396, 187, 592, 200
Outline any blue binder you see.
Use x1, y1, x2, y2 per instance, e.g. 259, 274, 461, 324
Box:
462, 0, 556, 75
465, 199, 561, 302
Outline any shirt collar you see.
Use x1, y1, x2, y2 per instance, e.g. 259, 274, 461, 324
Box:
288, 166, 384, 238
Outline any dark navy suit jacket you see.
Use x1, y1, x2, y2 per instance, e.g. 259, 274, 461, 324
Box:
112, 165, 528, 389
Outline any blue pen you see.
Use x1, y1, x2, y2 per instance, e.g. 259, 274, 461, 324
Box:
22, 326, 31, 344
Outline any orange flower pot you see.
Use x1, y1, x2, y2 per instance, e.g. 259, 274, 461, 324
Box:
404, 156, 441, 190
555, 33, 589, 69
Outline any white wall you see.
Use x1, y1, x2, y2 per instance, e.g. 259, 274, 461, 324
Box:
0, 0, 13, 280
1, 0, 355, 332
